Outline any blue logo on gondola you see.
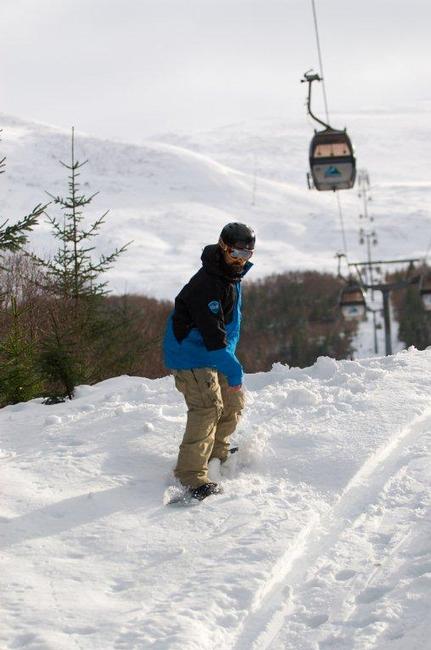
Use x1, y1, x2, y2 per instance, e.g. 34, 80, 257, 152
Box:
325, 166, 342, 177
208, 300, 221, 315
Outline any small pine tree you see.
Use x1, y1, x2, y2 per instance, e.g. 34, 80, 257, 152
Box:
0, 130, 48, 406
38, 310, 82, 402
397, 285, 431, 349
31, 127, 129, 304
0, 207, 45, 255
0, 129, 46, 254
31, 127, 130, 398
0, 297, 43, 406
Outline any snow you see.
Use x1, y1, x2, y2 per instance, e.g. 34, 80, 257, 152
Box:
1, 108, 431, 302
2, 107, 431, 645
2, 108, 430, 355
2, 348, 431, 649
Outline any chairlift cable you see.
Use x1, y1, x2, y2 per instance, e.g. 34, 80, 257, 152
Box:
336, 192, 348, 257
308, 0, 351, 261
310, 0, 349, 258
310, 0, 330, 124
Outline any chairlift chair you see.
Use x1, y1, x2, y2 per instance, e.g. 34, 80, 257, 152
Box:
339, 282, 366, 321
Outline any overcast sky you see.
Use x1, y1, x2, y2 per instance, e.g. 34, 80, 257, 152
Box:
0, 0, 430, 141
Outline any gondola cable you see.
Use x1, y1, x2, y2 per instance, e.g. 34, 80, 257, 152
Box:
308, 0, 351, 259
336, 192, 349, 257
310, 0, 330, 124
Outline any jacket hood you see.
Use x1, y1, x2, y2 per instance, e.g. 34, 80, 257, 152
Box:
201, 244, 252, 281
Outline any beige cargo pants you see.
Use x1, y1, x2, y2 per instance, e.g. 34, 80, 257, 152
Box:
173, 368, 245, 488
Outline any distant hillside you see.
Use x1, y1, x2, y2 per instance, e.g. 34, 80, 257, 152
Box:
1, 109, 430, 298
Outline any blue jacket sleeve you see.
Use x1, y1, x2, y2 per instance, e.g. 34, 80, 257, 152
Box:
207, 347, 243, 386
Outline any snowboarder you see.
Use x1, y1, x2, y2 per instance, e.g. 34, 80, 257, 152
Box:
163, 222, 255, 501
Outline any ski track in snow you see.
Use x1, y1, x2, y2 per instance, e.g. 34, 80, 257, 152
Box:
234, 406, 431, 650
1, 350, 431, 649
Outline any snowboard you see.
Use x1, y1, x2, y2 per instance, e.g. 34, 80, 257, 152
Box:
163, 448, 237, 506
163, 484, 223, 507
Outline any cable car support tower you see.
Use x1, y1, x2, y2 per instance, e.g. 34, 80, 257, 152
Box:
338, 256, 421, 356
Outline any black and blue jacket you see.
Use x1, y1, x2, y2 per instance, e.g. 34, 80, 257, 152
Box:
163, 244, 252, 386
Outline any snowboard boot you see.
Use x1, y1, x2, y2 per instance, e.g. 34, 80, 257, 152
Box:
221, 447, 239, 464
190, 482, 222, 501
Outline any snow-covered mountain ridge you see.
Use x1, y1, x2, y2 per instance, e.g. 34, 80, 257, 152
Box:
1, 108, 430, 299
1, 347, 431, 649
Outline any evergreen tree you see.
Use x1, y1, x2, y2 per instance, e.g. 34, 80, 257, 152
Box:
397, 284, 431, 349
38, 310, 81, 402
388, 267, 431, 351
0, 208, 45, 255
30, 127, 130, 399
0, 129, 46, 254
0, 297, 42, 406
31, 127, 129, 303
0, 130, 47, 405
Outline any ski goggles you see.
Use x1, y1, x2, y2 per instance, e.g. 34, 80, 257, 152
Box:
228, 246, 254, 261
220, 238, 254, 260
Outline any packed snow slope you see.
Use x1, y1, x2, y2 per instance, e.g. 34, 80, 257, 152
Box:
1, 347, 431, 649
1, 105, 431, 298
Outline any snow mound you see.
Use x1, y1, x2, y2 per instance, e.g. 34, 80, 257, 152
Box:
1, 348, 431, 648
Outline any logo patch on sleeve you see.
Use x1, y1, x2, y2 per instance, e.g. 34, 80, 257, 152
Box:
208, 300, 221, 315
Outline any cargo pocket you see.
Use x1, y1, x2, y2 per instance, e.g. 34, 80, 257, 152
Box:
191, 368, 223, 417
229, 388, 245, 415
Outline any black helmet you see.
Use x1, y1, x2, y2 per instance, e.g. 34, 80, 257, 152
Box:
219, 222, 255, 249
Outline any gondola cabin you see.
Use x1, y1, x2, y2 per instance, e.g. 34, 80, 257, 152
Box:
309, 129, 356, 191
339, 283, 366, 321
419, 274, 431, 311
